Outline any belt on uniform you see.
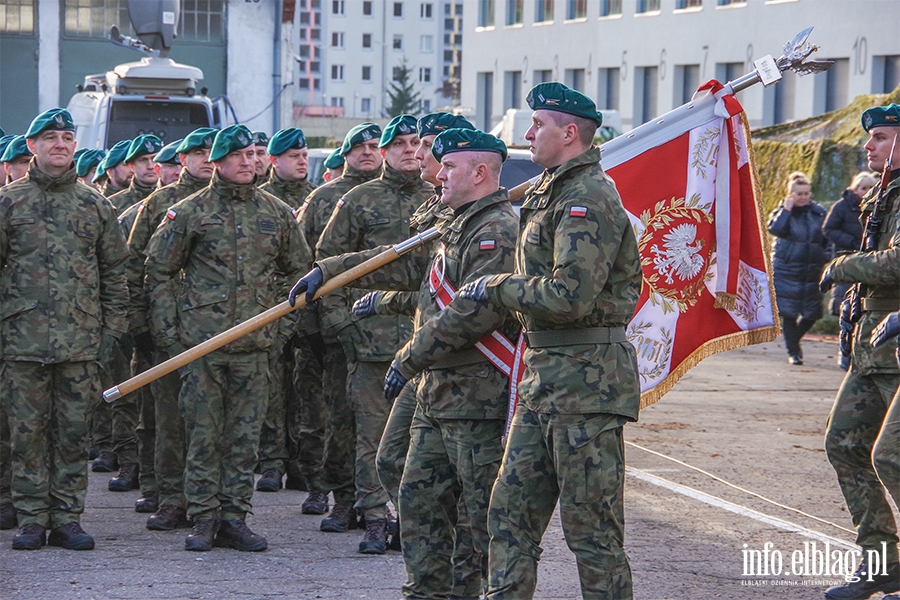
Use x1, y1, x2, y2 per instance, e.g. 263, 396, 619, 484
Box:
429, 348, 486, 370
525, 326, 627, 348
861, 298, 900, 312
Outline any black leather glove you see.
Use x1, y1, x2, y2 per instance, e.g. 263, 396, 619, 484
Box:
457, 275, 490, 302
839, 298, 854, 358
133, 330, 155, 357
870, 312, 900, 348
289, 266, 324, 307
819, 264, 835, 293
353, 291, 381, 318
383, 362, 408, 401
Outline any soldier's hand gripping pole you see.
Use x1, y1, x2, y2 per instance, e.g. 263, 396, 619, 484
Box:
102, 226, 442, 402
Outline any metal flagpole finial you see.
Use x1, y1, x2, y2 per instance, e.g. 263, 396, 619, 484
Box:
775, 27, 835, 76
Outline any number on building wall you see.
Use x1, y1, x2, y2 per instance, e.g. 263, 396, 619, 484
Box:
702, 45, 709, 78
659, 48, 666, 80
746, 44, 754, 71
852, 37, 867, 75
621, 50, 628, 81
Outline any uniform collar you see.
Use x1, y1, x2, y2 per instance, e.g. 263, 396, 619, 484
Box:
177, 169, 211, 194
26, 161, 78, 190
266, 169, 310, 196
439, 188, 510, 237
342, 164, 381, 186
211, 170, 256, 201
381, 162, 422, 190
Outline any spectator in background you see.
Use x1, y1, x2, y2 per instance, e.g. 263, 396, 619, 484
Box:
823, 172, 877, 369
767, 172, 828, 366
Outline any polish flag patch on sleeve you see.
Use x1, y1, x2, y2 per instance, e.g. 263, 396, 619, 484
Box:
479, 239, 496, 251
336, 199, 345, 210
166, 209, 177, 220
569, 206, 588, 218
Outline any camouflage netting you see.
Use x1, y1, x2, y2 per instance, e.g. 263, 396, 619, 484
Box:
751, 83, 900, 215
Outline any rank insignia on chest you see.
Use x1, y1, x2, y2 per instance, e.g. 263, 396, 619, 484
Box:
258, 218, 277, 235
479, 239, 496, 251
166, 209, 177, 220
569, 206, 588, 218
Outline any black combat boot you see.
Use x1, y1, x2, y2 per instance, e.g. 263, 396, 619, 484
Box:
134, 490, 159, 513
284, 468, 309, 491
825, 560, 900, 599
185, 519, 219, 552
91, 450, 118, 473
358, 518, 388, 554
215, 519, 267, 552
301, 490, 329, 515
320, 501, 355, 533
255, 470, 283, 492
108, 463, 139, 491
0, 501, 16, 530
48, 522, 95, 550
147, 504, 191, 531
11, 523, 46, 550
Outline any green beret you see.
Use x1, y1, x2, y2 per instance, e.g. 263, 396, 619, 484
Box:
0, 135, 16, 159
76, 149, 106, 177
417, 112, 474, 138
209, 124, 254, 162
101, 139, 133, 170
340, 122, 382, 155
526, 82, 603, 128
267, 128, 307, 156
324, 148, 344, 170
1, 136, 32, 163
431, 128, 507, 162
862, 104, 900, 132
379, 114, 418, 148
25, 108, 75, 138
154, 140, 182, 165
252, 131, 269, 147
125, 134, 164, 164
176, 127, 217, 154
73, 148, 89, 162
92, 162, 107, 183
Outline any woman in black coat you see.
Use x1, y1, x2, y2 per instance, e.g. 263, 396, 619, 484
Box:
767, 172, 828, 365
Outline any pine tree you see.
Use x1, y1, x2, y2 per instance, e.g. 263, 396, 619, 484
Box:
385, 60, 421, 117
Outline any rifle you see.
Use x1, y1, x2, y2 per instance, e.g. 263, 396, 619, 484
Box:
841, 133, 898, 357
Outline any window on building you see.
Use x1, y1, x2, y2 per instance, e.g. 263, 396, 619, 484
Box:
363, 1, 373, 15
769, 70, 795, 124
310, 28, 320, 40
534, 69, 553, 84
444, 18, 455, 30
716, 61, 743, 85
445, 3, 463, 15
443, 65, 450, 77
636, 0, 660, 13
0, 0, 34, 34
635, 66, 659, 124
64, 0, 224, 42
177, 0, 226, 42
421, 35, 433, 52
331, 64, 344, 81
331, 97, 344, 108
600, 0, 622, 16
477, 72, 494, 131
717, 0, 746, 5
421, 99, 432, 112
361, 97, 372, 113
478, 0, 495, 27
535, 0, 554, 22
332, 0, 344, 15
362, 33, 372, 48
566, 0, 586, 19
331, 32, 344, 48
674, 64, 700, 104
597, 67, 620, 110
675, 0, 702, 8
362, 65, 372, 81
393, 35, 403, 50
394, 2, 403, 17
506, 0, 523, 25
299, 44, 310, 58
565, 68, 585, 92
822, 57, 849, 113
299, 78, 310, 89
873, 55, 900, 94
393, 66, 403, 81
310, 61, 320, 73
504, 71, 522, 109
444, 50, 454, 62
420, 68, 432, 83
314, 78, 321, 90
421, 3, 433, 18
300, 11, 310, 24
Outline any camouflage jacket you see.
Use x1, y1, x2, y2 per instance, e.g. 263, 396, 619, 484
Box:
102, 180, 127, 198
108, 179, 157, 212
0, 164, 129, 362
120, 170, 211, 335
144, 171, 312, 352
316, 164, 432, 360
259, 170, 316, 211
319, 189, 519, 418
830, 173, 900, 375
479, 147, 642, 418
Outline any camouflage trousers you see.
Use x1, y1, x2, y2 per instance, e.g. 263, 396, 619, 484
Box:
179, 350, 268, 521
1, 402, 9, 503
257, 352, 288, 475
399, 408, 503, 600
93, 338, 131, 454
873, 384, 900, 510
487, 408, 633, 600
827, 370, 900, 563
309, 342, 355, 502
292, 341, 326, 482
152, 349, 186, 508
123, 344, 156, 491
110, 334, 140, 466
2, 360, 98, 528
348, 360, 392, 520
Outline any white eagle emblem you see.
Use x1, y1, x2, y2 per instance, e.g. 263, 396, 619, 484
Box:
650, 223, 705, 285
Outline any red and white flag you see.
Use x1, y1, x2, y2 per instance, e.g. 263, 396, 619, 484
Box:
601, 79, 778, 407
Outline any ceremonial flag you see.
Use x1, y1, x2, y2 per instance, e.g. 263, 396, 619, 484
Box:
601, 80, 778, 408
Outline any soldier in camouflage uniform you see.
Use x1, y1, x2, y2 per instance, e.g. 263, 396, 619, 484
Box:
2, 136, 34, 183
871, 312, 899, 530
251, 131, 270, 180
125, 127, 217, 531
75, 149, 105, 190
98, 139, 133, 198
819, 104, 900, 600
0, 133, 18, 531
256, 127, 317, 492
314, 114, 433, 553
1, 108, 130, 551
0, 134, 15, 184
294, 122, 383, 520
153, 140, 183, 187
458, 83, 642, 599
144, 125, 311, 552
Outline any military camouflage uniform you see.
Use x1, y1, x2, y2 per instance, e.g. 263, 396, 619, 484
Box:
108, 179, 157, 212
144, 171, 311, 522
101, 180, 126, 198
826, 174, 900, 564
316, 163, 432, 522
257, 170, 316, 479
873, 319, 899, 516
127, 170, 209, 511
296, 164, 380, 502
477, 147, 642, 599
0, 163, 129, 528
